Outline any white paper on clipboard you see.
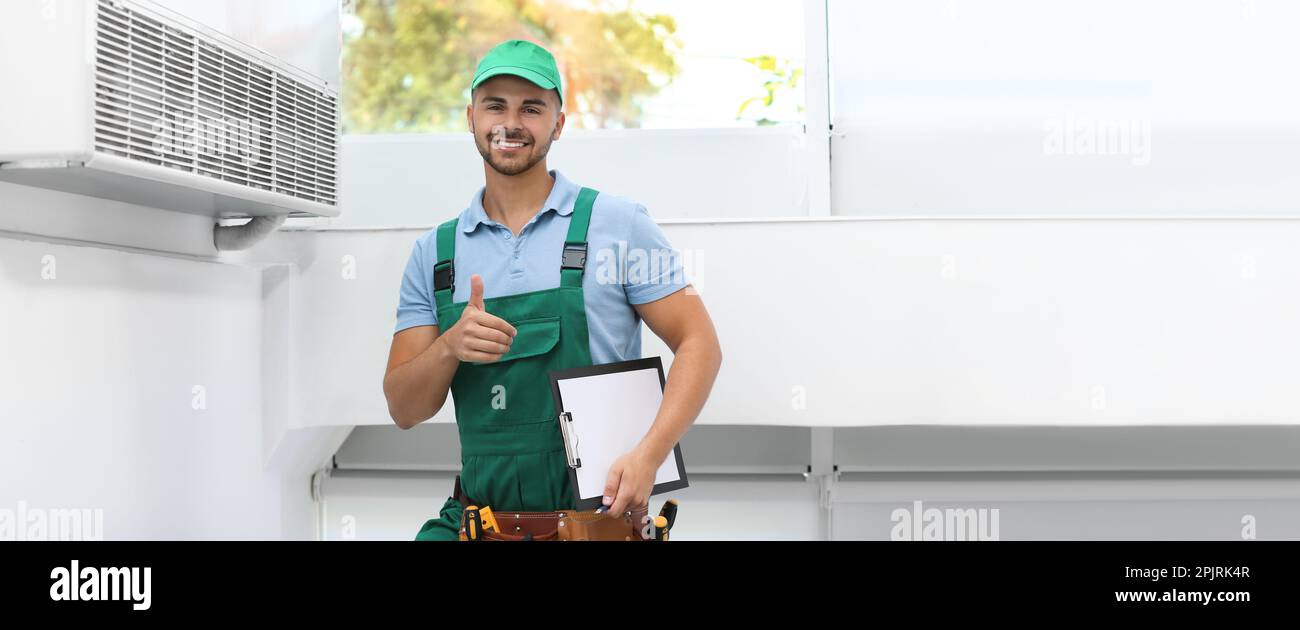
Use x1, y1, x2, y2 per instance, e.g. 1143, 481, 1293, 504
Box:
555, 365, 682, 503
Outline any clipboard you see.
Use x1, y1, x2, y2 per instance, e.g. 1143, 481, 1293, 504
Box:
548, 356, 689, 511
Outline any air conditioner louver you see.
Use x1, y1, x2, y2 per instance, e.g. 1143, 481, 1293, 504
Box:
91, 0, 338, 207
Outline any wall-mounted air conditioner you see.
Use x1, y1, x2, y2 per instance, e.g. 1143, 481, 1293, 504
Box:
0, 0, 340, 218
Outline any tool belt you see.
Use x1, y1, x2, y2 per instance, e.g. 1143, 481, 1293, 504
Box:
453, 476, 665, 541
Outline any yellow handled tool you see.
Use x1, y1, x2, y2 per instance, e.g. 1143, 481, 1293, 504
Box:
477, 506, 500, 532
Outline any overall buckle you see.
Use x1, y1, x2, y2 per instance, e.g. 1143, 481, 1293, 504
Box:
433, 260, 454, 292
561, 242, 587, 270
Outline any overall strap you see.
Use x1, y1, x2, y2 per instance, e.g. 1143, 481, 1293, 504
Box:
432, 217, 459, 311
560, 187, 599, 289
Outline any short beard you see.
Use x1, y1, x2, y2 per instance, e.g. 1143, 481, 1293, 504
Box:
475, 125, 553, 176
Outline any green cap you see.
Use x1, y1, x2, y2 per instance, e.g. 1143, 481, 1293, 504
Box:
471, 40, 563, 106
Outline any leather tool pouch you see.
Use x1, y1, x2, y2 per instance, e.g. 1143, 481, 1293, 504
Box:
454, 476, 655, 541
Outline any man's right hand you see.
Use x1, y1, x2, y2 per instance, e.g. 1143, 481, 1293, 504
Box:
442, 274, 517, 363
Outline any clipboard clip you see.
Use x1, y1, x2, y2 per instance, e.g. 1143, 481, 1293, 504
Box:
557, 411, 582, 469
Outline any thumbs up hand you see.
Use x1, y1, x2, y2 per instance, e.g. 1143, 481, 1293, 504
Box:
444, 274, 517, 363
467, 273, 487, 312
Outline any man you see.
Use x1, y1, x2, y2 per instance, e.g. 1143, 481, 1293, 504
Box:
383, 40, 722, 540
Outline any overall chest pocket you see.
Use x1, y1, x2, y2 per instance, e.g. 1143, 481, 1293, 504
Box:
455, 314, 569, 451
470, 315, 560, 366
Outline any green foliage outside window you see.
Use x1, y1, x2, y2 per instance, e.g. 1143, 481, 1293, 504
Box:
343, 0, 683, 133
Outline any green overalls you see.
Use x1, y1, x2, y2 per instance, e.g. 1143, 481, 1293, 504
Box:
414, 187, 601, 541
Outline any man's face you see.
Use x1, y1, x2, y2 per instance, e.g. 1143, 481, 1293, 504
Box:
467, 75, 564, 176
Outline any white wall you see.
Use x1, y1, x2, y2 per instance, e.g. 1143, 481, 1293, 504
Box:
0, 182, 347, 540
648, 217, 1300, 426
255, 213, 1300, 429
325, 128, 811, 228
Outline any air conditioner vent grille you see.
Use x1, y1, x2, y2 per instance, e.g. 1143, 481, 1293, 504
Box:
92, 0, 338, 207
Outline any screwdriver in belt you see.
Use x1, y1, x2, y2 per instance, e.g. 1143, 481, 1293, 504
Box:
653, 499, 679, 541
652, 516, 669, 541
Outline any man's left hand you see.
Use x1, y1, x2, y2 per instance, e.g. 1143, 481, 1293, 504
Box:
601, 446, 661, 517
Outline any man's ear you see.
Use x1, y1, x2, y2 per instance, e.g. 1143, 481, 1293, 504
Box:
466, 105, 474, 133
552, 111, 565, 141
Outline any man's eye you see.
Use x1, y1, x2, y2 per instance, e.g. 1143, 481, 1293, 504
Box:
525, 108, 539, 114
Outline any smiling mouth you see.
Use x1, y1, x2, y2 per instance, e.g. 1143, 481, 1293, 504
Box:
488, 124, 530, 152
494, 139, 529, 150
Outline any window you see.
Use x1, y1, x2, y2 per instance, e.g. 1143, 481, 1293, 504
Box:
326, 0, 821, 228
829, 0, 1300, 216
341, 0, 806, 133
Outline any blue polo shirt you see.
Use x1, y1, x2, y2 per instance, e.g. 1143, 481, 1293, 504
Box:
394, 169, 691, 365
